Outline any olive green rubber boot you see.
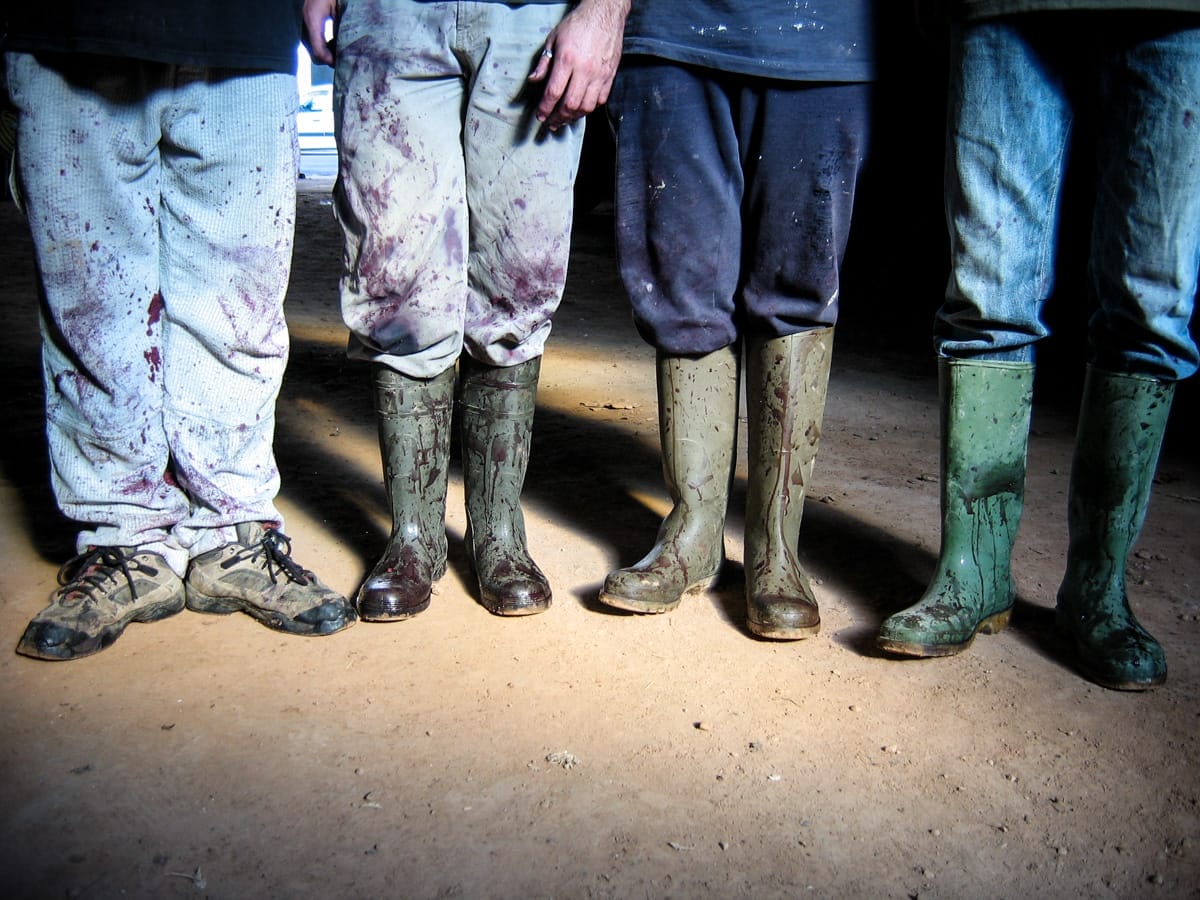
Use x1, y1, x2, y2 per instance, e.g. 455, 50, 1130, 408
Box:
599, 345, 739, 613
1056, 367, 1173, 691
459, 356, 551, 616
878, 358, 1034, 656
356, 364, 455, 621
744, 328, 832, 640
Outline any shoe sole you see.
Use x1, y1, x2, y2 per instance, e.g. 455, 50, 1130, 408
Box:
16, 593, 185, 661
186, 586, 354, 636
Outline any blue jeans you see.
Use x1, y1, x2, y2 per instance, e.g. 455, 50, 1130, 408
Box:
936, 15, 1200, 381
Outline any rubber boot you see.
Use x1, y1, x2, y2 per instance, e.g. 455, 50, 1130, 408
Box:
877, 358, 1034, 656
744, 328, 833, 640
356, 364, 455, 621
1056, 367, 1173, 691
459, 356, 551, 616
599, 345, 740, 613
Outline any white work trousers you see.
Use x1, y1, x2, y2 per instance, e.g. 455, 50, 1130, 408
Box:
7, 52, 298, 575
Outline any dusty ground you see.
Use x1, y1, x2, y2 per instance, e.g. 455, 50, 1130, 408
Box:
1, 177, 1198, 899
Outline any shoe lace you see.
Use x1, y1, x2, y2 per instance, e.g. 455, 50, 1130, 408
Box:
224, 528, 313, 586
56, 547, 145, 603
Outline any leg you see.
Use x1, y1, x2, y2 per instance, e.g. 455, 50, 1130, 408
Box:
333, 0, 472, 378
1055, 19, 1200, 689
735, 81, 869, 639
600, 60, 743, 612
879, 21, 1069, 656
166, 69, 352, 635
7, 53, 189, 571
8, 53, 188, 660
157, 68, 298, 556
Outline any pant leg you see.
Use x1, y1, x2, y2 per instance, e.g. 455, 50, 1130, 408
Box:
157, 68, 298, 557
459, 1, 582, 367
936, 20, 1073, 363
1087, 20, 1200, 382
333, 0, 470, 379
7, 52, 190, 573
740, 81, 871, 336
610, 60, 743, 355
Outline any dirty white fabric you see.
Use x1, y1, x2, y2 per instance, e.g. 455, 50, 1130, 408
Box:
7, 52, 299, 574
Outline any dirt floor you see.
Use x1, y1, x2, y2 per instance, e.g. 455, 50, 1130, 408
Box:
1, 178, 1198, 899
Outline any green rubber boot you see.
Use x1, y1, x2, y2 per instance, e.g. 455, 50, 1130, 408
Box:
459, 356, 551, 616
356, 364, 455, 621
744, 328, 833, 640
1056, 367, 1174, 691
599, 345, 739, 613
878, 358, 1034, 656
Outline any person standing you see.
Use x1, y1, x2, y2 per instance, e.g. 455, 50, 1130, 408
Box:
877, 1, 1200, 690
598, 3, 877, 638
6, 1, 357, 660
302, 0, 628, 620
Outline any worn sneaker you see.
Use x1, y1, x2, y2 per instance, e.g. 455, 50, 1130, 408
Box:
16, 548, 186, 661
185, 523, 355, 635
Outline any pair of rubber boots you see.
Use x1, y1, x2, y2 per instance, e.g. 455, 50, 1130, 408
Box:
877, 358, 1174, 691
599, 328, 834, 640
357, 356, 549, 620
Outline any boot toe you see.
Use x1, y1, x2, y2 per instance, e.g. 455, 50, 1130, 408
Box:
747, 595, 820, 640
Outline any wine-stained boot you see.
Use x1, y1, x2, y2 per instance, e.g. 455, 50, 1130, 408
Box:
744, 328, 833, 640
599, 345, 740, 613
459, 356, 551, 616
356, 364, 455, 621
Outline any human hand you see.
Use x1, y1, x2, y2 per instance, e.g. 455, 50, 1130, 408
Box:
302, 0, 338, 66
527, 0, 629, 131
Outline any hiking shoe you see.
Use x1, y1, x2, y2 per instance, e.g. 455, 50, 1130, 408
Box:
16, 548, 185, 661
185, 523, 355, 635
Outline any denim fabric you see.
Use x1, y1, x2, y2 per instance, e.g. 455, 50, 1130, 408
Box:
333, 0, 582, 379
610, 60, 870, 355
7, 53, 297, 573
936, 16, 1200, 381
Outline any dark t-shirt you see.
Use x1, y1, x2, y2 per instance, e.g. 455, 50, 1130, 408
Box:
622, 0, 877, 82
2, 1, 303, 73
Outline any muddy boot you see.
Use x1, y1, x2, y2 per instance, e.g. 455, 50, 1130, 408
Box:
877, 358, 1034, 656
1056, 367, 1173, 691
356, 364, 455, 621
459, 356, 550, 616
744, 328, 833, 640
599, 345, 739, 613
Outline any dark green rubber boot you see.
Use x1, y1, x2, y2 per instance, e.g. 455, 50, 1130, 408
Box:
599, 345, 739, 613
744, 328, 833, 640
356, 364, 455, 621
1056, 367, 1174, 691
459, 356, 551, 616
878, 358, 1034, 656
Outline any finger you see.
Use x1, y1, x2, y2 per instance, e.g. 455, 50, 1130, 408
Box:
536, 66, 573, 123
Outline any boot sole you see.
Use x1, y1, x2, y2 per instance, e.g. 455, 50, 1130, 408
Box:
748, 619, 821, 641
876, 607, 1012, 658
598, 572, 720, 614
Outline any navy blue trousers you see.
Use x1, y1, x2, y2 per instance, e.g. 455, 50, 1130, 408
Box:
610, 58, 871, 355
